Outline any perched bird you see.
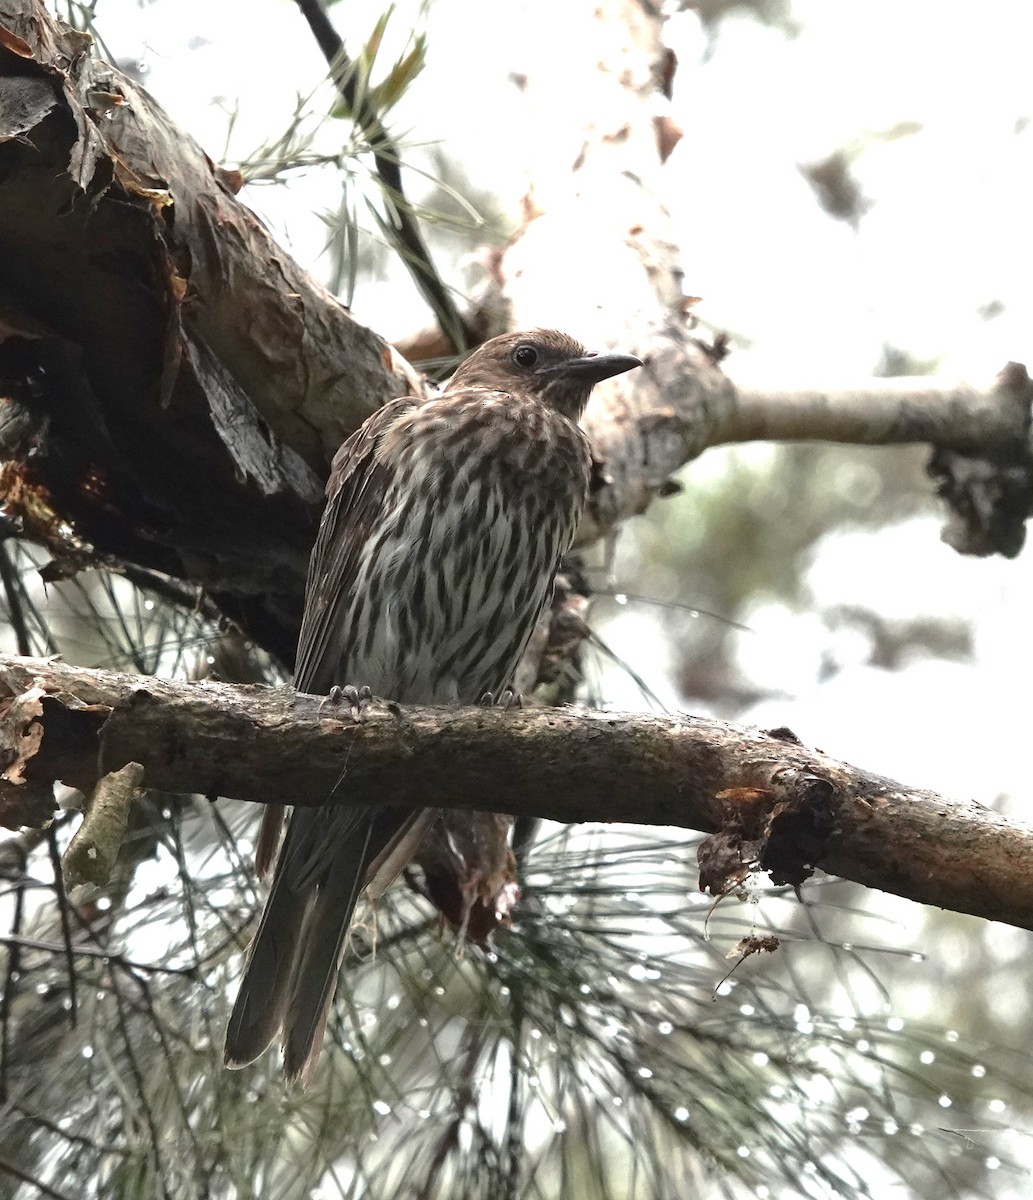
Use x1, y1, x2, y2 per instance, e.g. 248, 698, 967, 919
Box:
224, 329, 642, 1083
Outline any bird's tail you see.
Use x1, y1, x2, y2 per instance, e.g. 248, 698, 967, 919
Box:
224, 810, 370, 1085
254, 803, 285, 878
223, 850, 309, 1073
225, 806, 435, 1084
279, 820, 375, 1084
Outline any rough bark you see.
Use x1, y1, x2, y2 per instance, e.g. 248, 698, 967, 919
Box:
2, 653, 1032, 933
0, 0, 421, 664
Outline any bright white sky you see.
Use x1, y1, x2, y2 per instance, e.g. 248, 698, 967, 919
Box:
94, 0, 1033, 382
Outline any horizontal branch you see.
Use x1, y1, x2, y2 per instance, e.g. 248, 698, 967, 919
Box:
2, 655, 1031, 932
727, 366, 1032, 452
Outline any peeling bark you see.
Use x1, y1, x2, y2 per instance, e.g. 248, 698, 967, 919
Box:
3, 653, 1033, 933
0, 0, 421, 662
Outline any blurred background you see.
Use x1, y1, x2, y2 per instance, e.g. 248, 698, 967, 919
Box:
3, 1, 1033, 1197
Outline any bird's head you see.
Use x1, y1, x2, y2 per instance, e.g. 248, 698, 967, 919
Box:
449, 329, 642, 420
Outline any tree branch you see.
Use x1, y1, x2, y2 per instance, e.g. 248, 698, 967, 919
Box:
2, 654, 1031, 933
727, 369, 1032, 450
0, 0, 424, 662
477, 1, 1033, 555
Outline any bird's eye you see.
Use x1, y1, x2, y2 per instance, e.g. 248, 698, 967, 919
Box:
512, 344, 539, 369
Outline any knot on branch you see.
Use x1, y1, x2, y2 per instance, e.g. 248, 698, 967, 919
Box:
928, 446, 1033, 558
697, 771, 838, 897
761, 770, 837, 886
927, 361, 1033, 558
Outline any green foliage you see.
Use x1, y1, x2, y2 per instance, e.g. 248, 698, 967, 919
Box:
328, 7, 428, 123
4, 797, 1030, 1197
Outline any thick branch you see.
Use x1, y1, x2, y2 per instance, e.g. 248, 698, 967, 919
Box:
0, 0, 423, 661
2, 654, 1031, 933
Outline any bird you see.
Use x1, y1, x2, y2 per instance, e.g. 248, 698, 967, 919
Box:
224, 328, 642, 1084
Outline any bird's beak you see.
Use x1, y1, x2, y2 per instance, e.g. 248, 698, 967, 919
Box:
546, 353, 643, 384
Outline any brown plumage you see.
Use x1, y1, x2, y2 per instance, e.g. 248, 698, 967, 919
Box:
224, 329, 641, 1083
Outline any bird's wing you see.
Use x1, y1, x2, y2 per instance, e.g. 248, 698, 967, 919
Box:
254, 396, 421, 878
293, 395, 421, 695
234, 395, 438, 1081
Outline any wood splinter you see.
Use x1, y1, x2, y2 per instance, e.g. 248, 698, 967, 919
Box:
61, 761, 144, 887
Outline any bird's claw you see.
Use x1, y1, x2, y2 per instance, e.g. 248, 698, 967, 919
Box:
320, 683, 374, 722
478, 688, 523, 711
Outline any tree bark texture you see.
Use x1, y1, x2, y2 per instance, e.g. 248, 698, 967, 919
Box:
3, 653, 1032, 933
0, 0, 421, 664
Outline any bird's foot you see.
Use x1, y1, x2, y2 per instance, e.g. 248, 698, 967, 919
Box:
320, 683, 373, 722
478, 688, 523, 711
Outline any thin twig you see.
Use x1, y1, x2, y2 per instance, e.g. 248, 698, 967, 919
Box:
0, 934, 199, 980
0, 839, 25, 1104
0, 1154, 78, 1200
118, 563, 223, 624
108, 970, 173, 1200
0, 543, 31, 656
293, 0, 472, 353
45, 827, 78, 1027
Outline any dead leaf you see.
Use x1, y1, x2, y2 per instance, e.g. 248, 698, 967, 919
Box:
698, 830, 755, 898
728, 934, 781, 960
0, 686, 46, 785
0, 686, 57, 829
62, 761, 143, 886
